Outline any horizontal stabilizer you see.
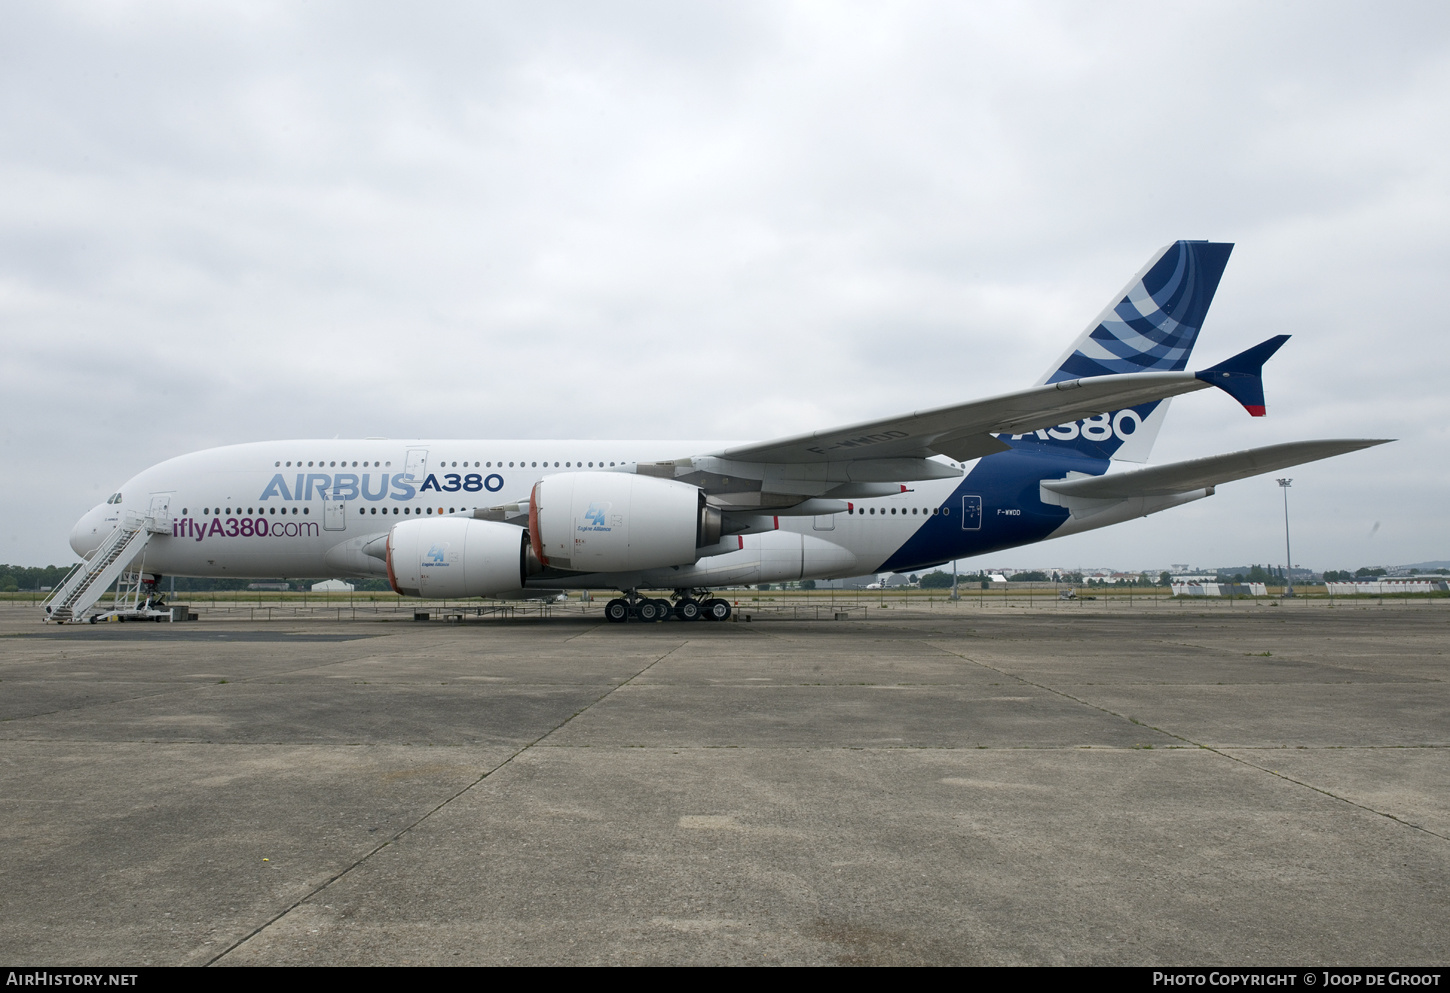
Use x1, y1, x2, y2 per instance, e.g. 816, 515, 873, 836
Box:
1041, 439, 1391, 499
1194, 335, 1290, 416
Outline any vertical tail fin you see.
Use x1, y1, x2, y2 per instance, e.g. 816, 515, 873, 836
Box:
1039, 240, 1234, 385
1018, 240, 1234, 462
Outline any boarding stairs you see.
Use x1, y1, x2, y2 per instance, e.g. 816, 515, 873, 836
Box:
42, 512, 161, 622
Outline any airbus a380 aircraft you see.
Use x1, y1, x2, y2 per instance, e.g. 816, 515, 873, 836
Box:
51, 241, 1388, 623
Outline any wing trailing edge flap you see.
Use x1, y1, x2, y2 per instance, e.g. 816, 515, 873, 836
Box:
1041, 439, 1392, 501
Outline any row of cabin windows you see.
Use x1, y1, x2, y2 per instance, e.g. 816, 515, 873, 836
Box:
197, 507, 306, 516
114, 492, 942, 518
193, 505, 474, 517
190, 503, 947, 517
275, 460, 391, 468
271, 459, 621, 469
355, 506, 468, 515
493, 461, 616, 468
849, 506, 947, 516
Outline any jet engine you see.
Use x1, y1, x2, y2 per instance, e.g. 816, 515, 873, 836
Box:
530, 471, 721, 573
386, 518, 533, 598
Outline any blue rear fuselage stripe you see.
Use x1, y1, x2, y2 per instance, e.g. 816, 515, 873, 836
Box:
878, 447, 1108, 574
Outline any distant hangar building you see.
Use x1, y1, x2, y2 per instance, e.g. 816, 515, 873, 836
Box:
1172, 575, 1268, 597
1326, 578, 1449, 595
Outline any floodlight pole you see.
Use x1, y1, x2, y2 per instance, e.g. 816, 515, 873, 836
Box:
951, 559, 959, 601
1277, 478, 1294, 597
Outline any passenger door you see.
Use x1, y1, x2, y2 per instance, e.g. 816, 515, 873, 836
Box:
147, 493, 173, 530
324, 500, 346, 532
960, 495, 982, 531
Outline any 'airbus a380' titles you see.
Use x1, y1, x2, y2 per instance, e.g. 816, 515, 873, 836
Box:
50, 240, 1389, 623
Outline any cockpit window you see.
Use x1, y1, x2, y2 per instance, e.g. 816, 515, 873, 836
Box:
107, 493, 122, 504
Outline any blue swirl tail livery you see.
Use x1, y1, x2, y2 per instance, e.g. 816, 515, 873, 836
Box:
50, 242, 1388, 621
1022, 240, 1235, 463
1041, 240, 1234, 384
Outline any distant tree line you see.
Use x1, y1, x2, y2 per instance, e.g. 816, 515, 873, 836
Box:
918, 570, 1180, 589
0, 566, 398, 594
918, 571, 985, 589
919, 570, 1075, 588
0, 563, 75, 592
1080, 573, 1166, 587
1220, 564, 1282, 583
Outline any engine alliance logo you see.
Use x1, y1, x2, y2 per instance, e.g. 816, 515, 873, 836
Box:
578, 502, 617, 533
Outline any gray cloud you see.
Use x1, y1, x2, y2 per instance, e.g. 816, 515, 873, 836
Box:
3, 1, 1447, 572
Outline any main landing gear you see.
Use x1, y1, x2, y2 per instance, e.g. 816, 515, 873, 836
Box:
603, 589, 731, 623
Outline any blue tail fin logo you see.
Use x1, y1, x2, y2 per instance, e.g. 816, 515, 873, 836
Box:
1013, 240, 1234, 462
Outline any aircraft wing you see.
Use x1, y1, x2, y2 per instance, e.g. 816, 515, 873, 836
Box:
1040, 439, 1392, 499
706, 335, 1291, 468
710, 370, 1214, 465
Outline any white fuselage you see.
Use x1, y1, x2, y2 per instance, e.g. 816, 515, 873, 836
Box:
69, 440, 984, 589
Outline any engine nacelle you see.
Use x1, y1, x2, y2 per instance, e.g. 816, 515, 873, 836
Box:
530, 471, 719, 573
387, 518, 531, 598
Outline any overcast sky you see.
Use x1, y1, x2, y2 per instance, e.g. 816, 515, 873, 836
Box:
3, 1, 1447, 573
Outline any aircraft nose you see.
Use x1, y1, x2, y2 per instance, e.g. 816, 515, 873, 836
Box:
69, 505, 107, 559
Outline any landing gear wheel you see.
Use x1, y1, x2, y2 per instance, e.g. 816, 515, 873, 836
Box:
703, 598, 731, 621
636, 599, 664, 623
674, 599, 701, 622
604, 598, 630, 623
652, 598, 673, 621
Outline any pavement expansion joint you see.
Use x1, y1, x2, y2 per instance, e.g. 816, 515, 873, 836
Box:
201, 639, 688, 966
0, 685, 193, 724
0, 649, 386, 728
1204, 749, 1450, 843
561, 623, 608, 642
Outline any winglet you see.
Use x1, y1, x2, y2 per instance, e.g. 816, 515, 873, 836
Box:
1195, 335, 1291, 416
